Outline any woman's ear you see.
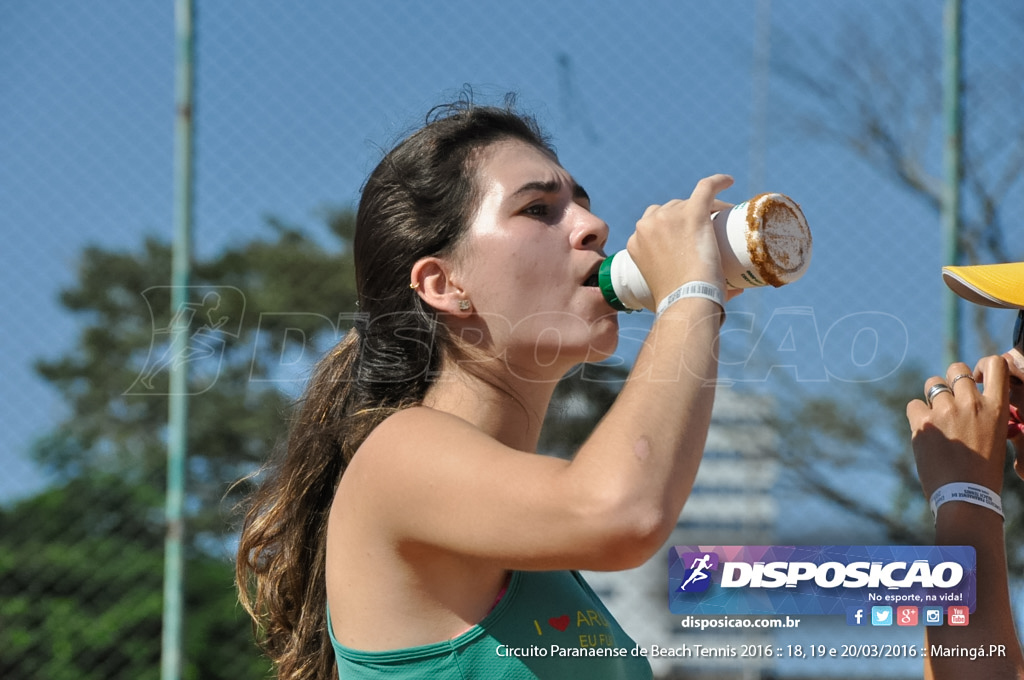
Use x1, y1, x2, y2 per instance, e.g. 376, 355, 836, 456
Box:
410, 257, 473, 317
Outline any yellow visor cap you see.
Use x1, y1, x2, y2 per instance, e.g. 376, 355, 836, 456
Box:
942, 262, 1024, 309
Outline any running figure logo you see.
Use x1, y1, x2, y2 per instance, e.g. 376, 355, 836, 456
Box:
678, 551, 719, 593
127, 286, 245, 395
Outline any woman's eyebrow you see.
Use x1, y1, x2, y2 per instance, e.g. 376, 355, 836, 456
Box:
510, 178, 590, 202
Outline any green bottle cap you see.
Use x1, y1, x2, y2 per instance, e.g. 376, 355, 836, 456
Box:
597, 255, 630, 312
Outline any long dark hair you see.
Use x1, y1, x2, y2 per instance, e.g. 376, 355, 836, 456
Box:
235, 97, 553, 680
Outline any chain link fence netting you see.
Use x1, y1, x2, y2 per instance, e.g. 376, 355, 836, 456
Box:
2, 1, 1023, 678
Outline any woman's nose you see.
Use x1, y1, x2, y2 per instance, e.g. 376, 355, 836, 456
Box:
571, 209, 609, 252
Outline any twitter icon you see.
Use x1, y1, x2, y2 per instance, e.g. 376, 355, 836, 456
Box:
871, 606, 893, 626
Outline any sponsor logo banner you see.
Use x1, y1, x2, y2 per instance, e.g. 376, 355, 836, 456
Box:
668, 545, 976, 616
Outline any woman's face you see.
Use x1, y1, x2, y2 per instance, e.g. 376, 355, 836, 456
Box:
451, 139, 619, 378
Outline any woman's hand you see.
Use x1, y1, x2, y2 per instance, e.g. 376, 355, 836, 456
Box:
626, 174, 733, 305
906, 355, 1011, 498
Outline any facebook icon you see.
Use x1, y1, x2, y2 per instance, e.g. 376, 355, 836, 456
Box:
846, 607, 867, 626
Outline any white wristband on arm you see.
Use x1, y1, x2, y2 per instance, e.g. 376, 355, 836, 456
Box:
929, 482, 1004, 522
656, 281, 726, 318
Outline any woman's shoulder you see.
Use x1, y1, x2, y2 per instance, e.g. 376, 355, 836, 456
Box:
337, 406, 508, 522
352, 406, 492, 470
370, 405, 480, 442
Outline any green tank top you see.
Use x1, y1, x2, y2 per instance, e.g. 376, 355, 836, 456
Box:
328, 570, 653, 679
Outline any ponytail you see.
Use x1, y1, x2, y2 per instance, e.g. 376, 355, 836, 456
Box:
235, 330, 360, 680
235, 312, 435, 675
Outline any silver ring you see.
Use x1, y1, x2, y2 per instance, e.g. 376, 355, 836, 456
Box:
925, 383, 953, 407
950, 373, 976, 391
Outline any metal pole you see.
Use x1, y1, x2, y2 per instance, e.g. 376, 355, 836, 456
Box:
163, 0, 194, 678
744, 0, 772, 329
942, 0, 962, 365
748, 0, 771, 198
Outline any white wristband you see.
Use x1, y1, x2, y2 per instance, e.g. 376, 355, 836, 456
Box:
656, 281, 726, 318
929, 482, 1004, 522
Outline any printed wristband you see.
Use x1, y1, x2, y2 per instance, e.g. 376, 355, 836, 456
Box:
656, 281, 726, 318
929, 482, 1004, 522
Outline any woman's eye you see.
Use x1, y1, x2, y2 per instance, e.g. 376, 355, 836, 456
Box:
523, 204, 549, 217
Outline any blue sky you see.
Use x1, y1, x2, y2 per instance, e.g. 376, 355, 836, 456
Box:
4, 1, 968, 499
4, 0, 1022, 531
7, 2, 1024, 540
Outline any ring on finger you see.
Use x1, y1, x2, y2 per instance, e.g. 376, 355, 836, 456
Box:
925, 383, 953, 407
950, 373, 976, 391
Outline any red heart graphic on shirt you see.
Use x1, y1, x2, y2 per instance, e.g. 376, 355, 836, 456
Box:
548, 615, 570, 632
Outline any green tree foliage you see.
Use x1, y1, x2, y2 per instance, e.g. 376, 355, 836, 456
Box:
9, 209, 629, 678
0, 474, 270, 680
33, 212, 359, 536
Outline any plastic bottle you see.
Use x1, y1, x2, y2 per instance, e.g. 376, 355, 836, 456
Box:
598, 192, 812, 312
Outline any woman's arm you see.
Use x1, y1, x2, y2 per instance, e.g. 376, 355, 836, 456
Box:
907, 356, 1024, 679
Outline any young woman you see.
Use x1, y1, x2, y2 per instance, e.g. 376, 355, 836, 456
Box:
236, 99, 736, 679
907, 261, 1024, 679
